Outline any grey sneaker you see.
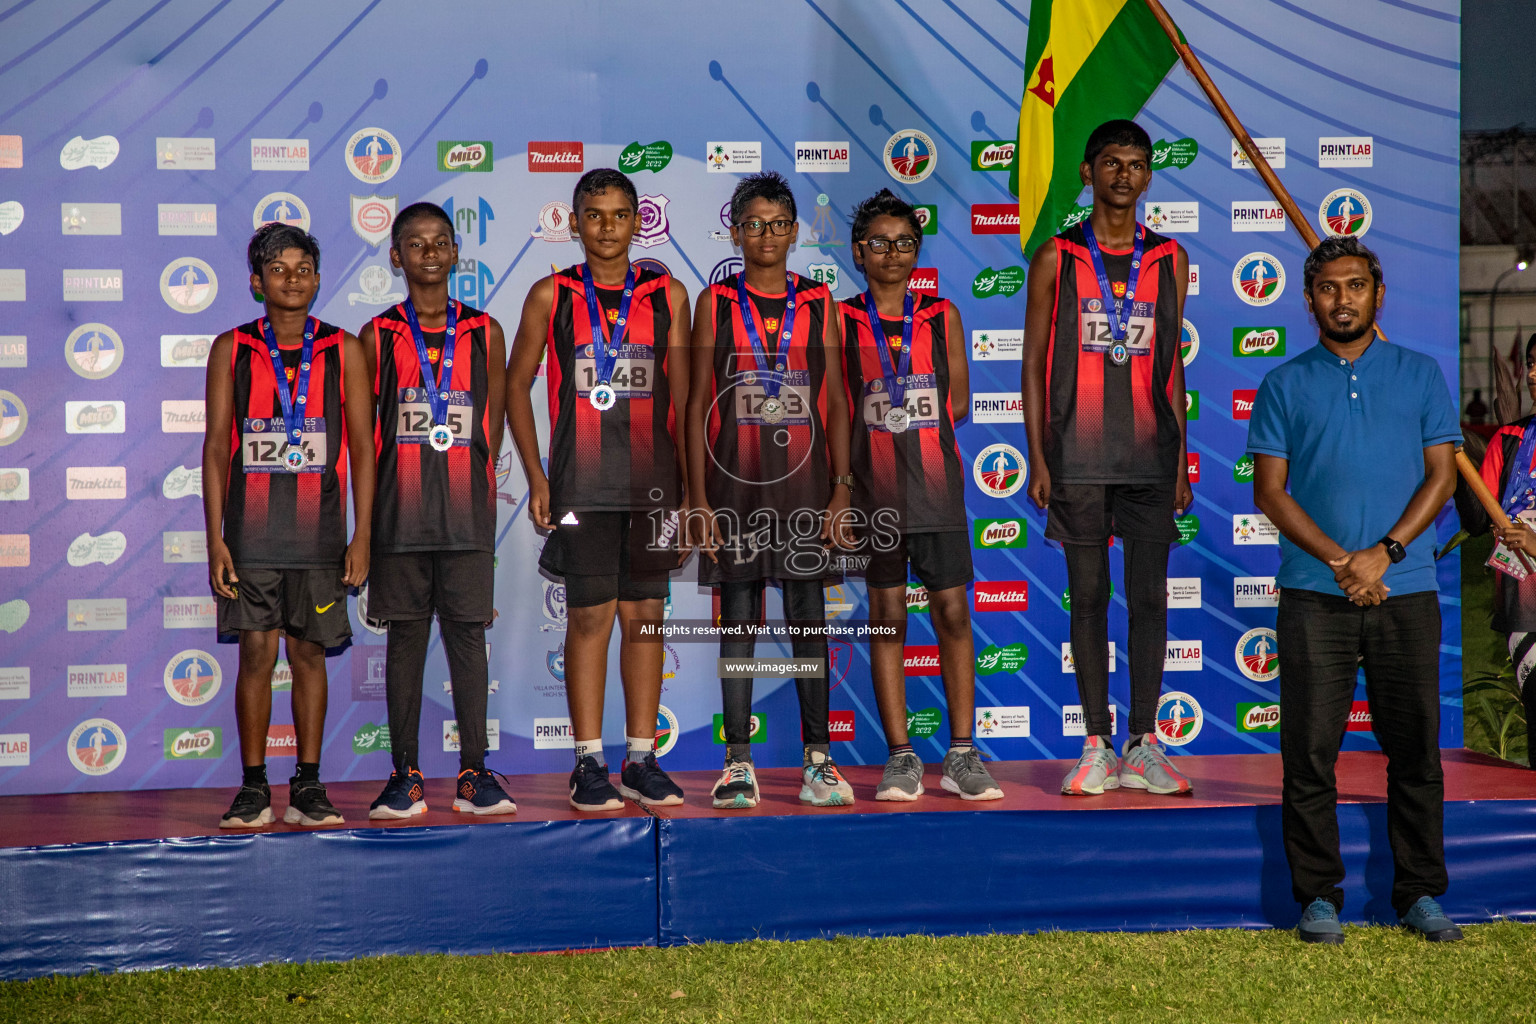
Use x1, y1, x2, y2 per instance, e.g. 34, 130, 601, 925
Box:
940, 747, 1003, 801
800, 752, 854, 806
1118, 734, 1193, 795
875, 751, 925, 801
1400, 897, 1463, 942
711, 759, 760, 809
1061, 735, 1120, 795
1297, 898, 1345, 945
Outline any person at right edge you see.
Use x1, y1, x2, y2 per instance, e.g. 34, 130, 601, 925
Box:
1248, 235, 1463, 945
1021, 119, 1194, 800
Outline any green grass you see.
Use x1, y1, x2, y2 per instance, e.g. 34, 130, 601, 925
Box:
1460, 532, 1530, 765
5, 924, 1536, 1024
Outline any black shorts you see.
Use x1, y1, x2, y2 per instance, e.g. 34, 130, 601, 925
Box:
861, 529, 974, 591
368, 549, 494, 623
216, 566, 351, 650
539, 510, 676, 608
1045, 482, 1180, 545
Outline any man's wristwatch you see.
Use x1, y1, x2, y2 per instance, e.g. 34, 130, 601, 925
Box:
1379, 536, 1406, 564
831, 474, 854, 492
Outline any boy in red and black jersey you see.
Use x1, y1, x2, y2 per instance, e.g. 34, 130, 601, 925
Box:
1022, 119, 1193, 797
840, 189, 1001, 803
506, 168, 692, 811
687, 171, 855, 809
204, 223, 375, 829
361, 203, 515, 819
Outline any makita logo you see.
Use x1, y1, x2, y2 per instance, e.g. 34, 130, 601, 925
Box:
974, 582, 1028, 611
828, 710, 855, 740
163, 410, 203, 425
1232, 390, 1257, 419
908, 268, 938, 295
1243, 705, 1280, 730
67, 466, 126, 499
528, 142, 583, 170
266, 724, 297, 754
980, 521, 1021, 546
1347, 701, 1373, 731
971, 204, 1021, 233
76, 404, 116, 428
904, 645, 941, 675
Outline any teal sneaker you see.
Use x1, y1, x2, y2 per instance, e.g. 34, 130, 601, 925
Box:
711, 759, 759, 809
1400, 897, 1463, 942
1297, 898, 1344, 945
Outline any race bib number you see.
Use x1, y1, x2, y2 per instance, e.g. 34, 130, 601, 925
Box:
241, 417, 326, 473
862, 373, 940, 432
575, 343, 655, 399
733, 369, 813, 425
1079, 297, 1154, 355
396, 387, 473, 447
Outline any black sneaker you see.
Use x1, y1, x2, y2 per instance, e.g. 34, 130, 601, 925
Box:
618, 752, 685, 807
285, 778, 344, 826
569, 755, 624, 811
219, 782, 274, 829
369, 767, 428, 819
452, 768, 517, 815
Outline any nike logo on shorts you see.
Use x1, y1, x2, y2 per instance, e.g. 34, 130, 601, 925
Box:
315, 601, 336, 614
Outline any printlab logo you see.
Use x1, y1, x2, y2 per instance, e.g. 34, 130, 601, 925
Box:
971, 392, 1023, 423
160, 257, 217, 313
62, 269, 123, 301
158, 203, 217, 236
1164, 640, 1203, 671
1231, 200, 1286, 232
250, 138, 310, 171
1236, 628, 1279, 682
1318, 136, 1373, 168
1318, 188, 1372, 238
347, 127, 400, 184
65, 323, 123, 379
884, 129, 936, 184
254, 192, 310, 231
973, 443, 1025, 498
1233, 576, 1278, 607
69, 718, 125, 775
165, 650, 221, 706
1062, 704, 1118, 737
794, 141, 850, 173
0, 733, 28, 766
1155, 692, 1202, 746
163, 596, 216, 629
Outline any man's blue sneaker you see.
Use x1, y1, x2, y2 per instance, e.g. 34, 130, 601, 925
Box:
569, 755, 623, 812
1297, 898, 1345, 944
452, 767, 517, 816
618, 752, 684, 807
368, 767, 427, 820
1401, 896, 1463, 942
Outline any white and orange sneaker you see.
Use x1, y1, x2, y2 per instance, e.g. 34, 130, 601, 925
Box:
1061, 734, 1120, 795
1117, 733, 1193, 795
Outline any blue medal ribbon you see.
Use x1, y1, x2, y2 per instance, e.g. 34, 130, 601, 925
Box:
259, 316, 317, 448
1500, 421, 1536, 518
863, 290, 915, 414
580, 263, 638, 387
1080, 220, 1145, 342
736, 273, 797, 399
401, 297, 458, 428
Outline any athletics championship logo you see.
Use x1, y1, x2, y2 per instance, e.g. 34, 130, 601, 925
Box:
1232, 252, 1284, 307
346, 127, 400, 184
884, 129, 936, 184
165, 649, 222, 706
1318, 188, 1372, 238
1154, 692, 1203, 746
69, 718, 125, 775
1236, 627, 1279, 682
973, 443, 1025, 498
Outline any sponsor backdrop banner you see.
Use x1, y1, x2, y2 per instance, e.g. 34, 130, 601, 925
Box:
0, 2, 1459, 793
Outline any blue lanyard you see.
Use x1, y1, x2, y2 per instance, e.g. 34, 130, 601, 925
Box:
864, 290, 915, 412
580, 263, 637, 385
401, 298, 458, 426
258, 316, 317, 446
736, 273, 797, 399
1080, 220, 1144, 342
1501, 421, 1536, 517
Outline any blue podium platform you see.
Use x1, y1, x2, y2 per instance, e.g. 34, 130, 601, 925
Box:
2, 751, 1533, 980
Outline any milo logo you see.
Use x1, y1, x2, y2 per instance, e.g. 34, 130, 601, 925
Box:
164, 727, 222, 759
974, 518, 1027, 549
0, 470, 19, 494
970, 140, 1016, 170
906, 583, 930, 613
1238, 702, 1280, 732
1234, 454, 1255, 482
440, 142, 490, 170
76, 404, 116, 428
1233, 326, 1285, 356
172, 338, 210, 362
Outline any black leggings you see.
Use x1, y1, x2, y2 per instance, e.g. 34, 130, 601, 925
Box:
385, 617, 489, 772
1064, 539, 1169, 738
719, 579, 829, 749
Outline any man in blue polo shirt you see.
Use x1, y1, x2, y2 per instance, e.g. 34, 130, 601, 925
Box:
1248, 236, 1461, 945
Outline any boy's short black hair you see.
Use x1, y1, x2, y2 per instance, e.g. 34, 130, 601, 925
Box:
1303, 235, 1383, 294
572, 168, 639, 215
390, 201, 455, 251
247, 222, 320, 275
850, 188, 923, 248
730, 170, 797, 225
1082, 119, 1153, 165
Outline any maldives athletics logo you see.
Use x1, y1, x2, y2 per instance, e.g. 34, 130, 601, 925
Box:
1236, 627, 1279, 682
165, 649, 221, 706
1232, 252, 1284, 307
1318, 188, 1371, 238
1155, 692, 1202, 746
654, 704, 679, 757
69, 718, 125, 775
1180, 318, 1199, 366
973, 443, 1025, 498
885, 129, 936, 183
346, 127, 399, 184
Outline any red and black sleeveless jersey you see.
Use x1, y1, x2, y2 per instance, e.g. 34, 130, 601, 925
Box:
223, 318, 349, 568
840, 293, 966, 533
372, 300, 496, 553
1045, 222, 1181, 484
703, 273, 833, 517
545, 265, 679, 513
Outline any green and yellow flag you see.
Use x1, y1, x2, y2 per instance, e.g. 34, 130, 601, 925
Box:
1012, 0, 1179, 257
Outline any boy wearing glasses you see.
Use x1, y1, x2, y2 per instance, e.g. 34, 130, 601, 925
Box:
686, 171, 854, 808
1021, 120, 1193, 797
505, 168, 693, 811
841, 189, 1001, 802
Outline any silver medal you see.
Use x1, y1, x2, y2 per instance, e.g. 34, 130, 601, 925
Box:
760, 396, 786, 424
590, 383, 617, 411
283, 444, 308, 472
429, 424, 454, 451
884, 406, 911, 433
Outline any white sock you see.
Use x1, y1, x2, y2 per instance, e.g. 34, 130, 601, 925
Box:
626, 735, 654, 762
574, 738, 602, 762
